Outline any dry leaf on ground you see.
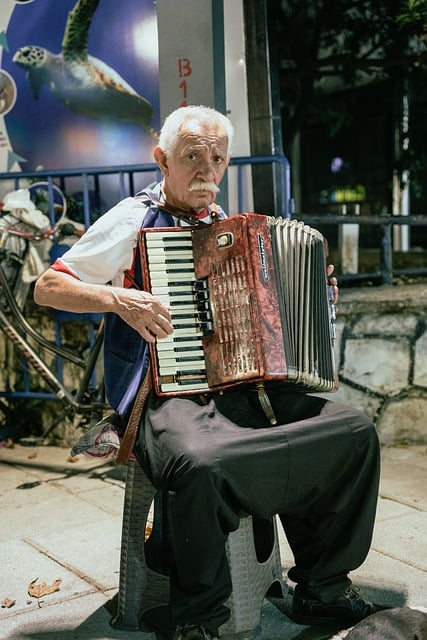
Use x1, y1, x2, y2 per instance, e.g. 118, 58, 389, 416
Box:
1, 597, 16, 608
28, 578, 62, 599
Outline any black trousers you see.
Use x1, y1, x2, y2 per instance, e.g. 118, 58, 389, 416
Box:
135, 386, 380, 635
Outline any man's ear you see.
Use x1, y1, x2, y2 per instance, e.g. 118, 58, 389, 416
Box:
154, 146, 168, 175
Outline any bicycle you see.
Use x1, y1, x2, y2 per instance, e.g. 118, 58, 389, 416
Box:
0, 183, 108, 445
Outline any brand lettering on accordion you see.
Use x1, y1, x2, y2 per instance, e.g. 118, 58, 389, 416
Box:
257, 234, 269, 282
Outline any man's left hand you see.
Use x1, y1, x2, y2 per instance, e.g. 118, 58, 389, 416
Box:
327, 264, 339, 304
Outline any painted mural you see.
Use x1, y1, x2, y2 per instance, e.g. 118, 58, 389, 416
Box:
0, 0, 160, 174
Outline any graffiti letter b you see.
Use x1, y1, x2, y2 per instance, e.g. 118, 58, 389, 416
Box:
178, 58, 192, 78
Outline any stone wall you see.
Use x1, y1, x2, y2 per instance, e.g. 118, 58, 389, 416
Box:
327, 282, 427, 445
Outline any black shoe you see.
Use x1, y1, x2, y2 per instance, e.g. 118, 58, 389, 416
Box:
173, 623, 218, 640
292, 586, 389, 626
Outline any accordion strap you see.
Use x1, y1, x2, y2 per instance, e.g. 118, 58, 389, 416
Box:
135, 192, 218, 226
116, 367, 152, 465
256, 383, 278, 425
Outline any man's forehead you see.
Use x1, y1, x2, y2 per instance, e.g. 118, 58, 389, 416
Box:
180, 120, 228, 146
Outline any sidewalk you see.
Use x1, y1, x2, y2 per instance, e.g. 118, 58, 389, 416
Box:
0, 443, 426, 640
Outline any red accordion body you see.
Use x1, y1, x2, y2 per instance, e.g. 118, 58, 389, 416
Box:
139, 213, 337, 396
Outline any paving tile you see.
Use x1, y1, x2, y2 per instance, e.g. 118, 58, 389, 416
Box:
0, 469, 70, 511
29, 517, 123, 591
1, 539, 97, 620
349, 548, 427, 608
372, 511, 427, 572
76, 485, 125, 517
0, 591, 137, 640
375, 495, 418, 522
1, 443, 426, 639
0, 492, 117, 542
380, 445, 427, 510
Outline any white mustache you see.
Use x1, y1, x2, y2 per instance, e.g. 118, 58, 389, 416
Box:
189, 181, 220, 194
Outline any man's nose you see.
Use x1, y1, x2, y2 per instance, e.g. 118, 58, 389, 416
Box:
197, 158, 216, 178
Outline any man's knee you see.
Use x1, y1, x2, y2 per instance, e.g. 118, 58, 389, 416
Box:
170, 439, 223, 490
347, 406, 378, 448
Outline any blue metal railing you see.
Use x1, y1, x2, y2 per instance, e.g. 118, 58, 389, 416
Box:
0, 162, 161, 229
296, 212, 427, 285
0, 154, 292, 228
230, 154, 292, 218
1, 154, 425, 285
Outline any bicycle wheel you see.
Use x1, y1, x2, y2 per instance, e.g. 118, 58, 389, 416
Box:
28, 181, 67, 229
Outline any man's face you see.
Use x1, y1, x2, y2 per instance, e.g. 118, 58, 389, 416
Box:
154, 121, 230, 213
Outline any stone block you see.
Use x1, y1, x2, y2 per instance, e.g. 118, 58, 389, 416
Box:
351, 313, 418, 336
342, 337, 410, 394
317, 381, 382, 421
414, 330, 427, 388
376, 394, 427, 445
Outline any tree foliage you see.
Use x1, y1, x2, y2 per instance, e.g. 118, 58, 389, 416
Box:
268, 0, 427, 195
396, 0, 427, 31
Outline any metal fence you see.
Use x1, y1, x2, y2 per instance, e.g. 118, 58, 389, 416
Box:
0, 153, 293, 227
296, 212, 427, 285
0, 155, 426, 285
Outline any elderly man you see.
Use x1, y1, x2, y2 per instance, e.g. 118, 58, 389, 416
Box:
35, 105, 384, 640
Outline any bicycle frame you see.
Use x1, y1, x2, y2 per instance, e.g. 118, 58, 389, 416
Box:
0, 257, 85, 366
0, 229, 108, 443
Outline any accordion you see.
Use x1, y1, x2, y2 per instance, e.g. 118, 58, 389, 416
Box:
139, 213, 338, 398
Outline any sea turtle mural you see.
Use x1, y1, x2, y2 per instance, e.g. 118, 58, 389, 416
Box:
12, 0, 155, 134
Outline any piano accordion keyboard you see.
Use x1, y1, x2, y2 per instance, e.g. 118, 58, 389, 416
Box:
144, 231, 210, 393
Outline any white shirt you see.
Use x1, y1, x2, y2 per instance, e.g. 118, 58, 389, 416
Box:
54, 196, 212, 287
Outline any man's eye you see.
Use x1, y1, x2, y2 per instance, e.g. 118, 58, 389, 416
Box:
213, 156, 223, 164
188, 153, 197, 160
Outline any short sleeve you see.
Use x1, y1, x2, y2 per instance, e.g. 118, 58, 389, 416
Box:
55, 197, 148, 286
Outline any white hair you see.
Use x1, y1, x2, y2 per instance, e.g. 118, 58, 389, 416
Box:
158, 105, 234, 156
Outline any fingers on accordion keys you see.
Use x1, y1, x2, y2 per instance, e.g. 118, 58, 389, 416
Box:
327, 284, 337, 345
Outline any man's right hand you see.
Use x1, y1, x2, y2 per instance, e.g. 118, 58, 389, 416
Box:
34, 268, 173, 343
112, 288, 173, 342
